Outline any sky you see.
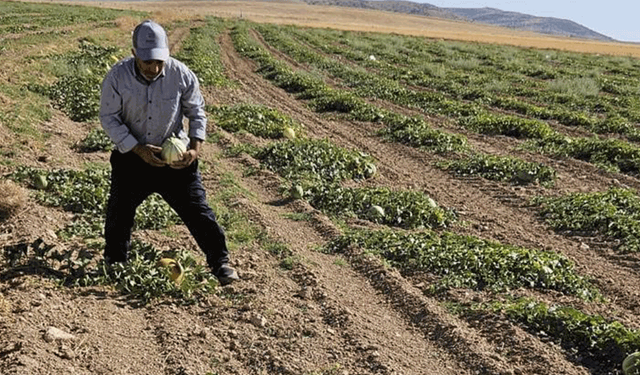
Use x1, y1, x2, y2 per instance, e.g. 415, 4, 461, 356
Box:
424, 0, 640, 43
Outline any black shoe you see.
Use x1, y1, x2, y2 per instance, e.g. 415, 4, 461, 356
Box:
104, 255, 126, 266
214, 264, 239, 286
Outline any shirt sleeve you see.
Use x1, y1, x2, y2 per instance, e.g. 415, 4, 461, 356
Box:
99, 68, 139, 153
181, 69, 207, 142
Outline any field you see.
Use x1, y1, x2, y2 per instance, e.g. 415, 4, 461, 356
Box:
1, 1, 640, 374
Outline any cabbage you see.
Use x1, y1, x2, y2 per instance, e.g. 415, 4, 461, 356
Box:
34, 174, 48, 190
624, 352, 640, 375
364, 162, 377, 178
157, 258, 184, 285
368, 204, 385, 218
283, 127, 296, 140
291, 185, 304, 199
427, 197, 437, 208
161, 136, 187, 164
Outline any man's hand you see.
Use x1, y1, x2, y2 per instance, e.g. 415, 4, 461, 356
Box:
169, 138, 202, 169
170, 149, 197, 169
132, 144, 167, 167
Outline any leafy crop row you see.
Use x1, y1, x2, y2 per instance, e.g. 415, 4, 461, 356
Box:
10, 165, 181, 238
527, 136, 640, 175
534, 187, 640, 252
12, 164, 111, 214
458, 298, 640, 371
77, 128, 114, 152
0, 1, 140, 31
460, 112, 557, 140
230, 23, 467, 154
218, 22, 631, 374
88, 240, 218, 303
326, 229, 599, 299
29, 39, 119, 122
174, 18, 233, 87
207, 103, 303, 139
248, 24, 568, 183
289, 26, 640, 141
254, 138, 376, 183
1, 237, 216, 304
207, 99, 456, 228
306, 184, 453, 229
259, 24, 640, 179
256, 24, 482, 121
438, 153, 556, 186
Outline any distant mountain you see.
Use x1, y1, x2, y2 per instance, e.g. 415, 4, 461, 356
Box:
301, 0, 615, 41
444, 7, 614, 41
301, 0, 466, 21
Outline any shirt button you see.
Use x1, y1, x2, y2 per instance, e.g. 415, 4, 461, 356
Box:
148, 117, 152, 119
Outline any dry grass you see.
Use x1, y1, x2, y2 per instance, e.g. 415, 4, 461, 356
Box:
0, 297, 10, 321
0, 179, 27, 221
34, 0, 640, 58
0, 294, 9, 316
114, 15, 142, 32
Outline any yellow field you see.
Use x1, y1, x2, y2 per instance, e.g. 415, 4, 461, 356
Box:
39, 0, 640, 58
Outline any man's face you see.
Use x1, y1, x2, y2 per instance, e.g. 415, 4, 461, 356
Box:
133, 50, 165, 81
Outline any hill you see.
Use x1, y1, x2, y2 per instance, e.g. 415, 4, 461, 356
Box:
301, 0, 614, 41
2, 1, 640, 375
301, 0, 464, 20
444, 7, 615, 42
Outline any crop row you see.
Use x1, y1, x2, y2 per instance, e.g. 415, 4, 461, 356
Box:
6, 162, 251, 302
535, 187, 640, 252
10, 165, 181, 238
222, 21, 640, 255
199, 41, 590, 292
228, 22, 557, 185
287, 26, 640, 140
456, 297, 640, 371
28, 39, 119, 122
2, 234, 217, 303
204, 101, 456, 230
219, 21, 640, 372
230, 23, 467, 152
174, 19, 233, 87
326, 228, 598, 298
207, 103, 304, 139
225, 105, 640, 368
253, 23, 640, 178
215, 102, 598, 301
0, 1, 137, 32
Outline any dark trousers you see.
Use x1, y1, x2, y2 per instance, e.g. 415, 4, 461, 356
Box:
104, 150, 229, 269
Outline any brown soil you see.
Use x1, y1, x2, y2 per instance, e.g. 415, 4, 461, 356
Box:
1, 4, 640, 375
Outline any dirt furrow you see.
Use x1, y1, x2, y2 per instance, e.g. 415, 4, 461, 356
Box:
207, 35, 592, 372
214, 27, 640, 318
213, 145, 474, 375
208, 128, 594, 375
205, 23, 640, 373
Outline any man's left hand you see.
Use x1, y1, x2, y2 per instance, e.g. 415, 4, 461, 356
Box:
169, 149, 198, 169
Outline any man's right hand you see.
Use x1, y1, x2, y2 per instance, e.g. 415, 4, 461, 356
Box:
132, 144, 167, 167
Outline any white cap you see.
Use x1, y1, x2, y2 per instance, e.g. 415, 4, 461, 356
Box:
132, 20, 169, 61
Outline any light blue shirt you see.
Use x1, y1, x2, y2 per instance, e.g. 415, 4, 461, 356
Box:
100, 56, 207, 153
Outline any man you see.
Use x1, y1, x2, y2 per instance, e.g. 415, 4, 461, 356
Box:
99, 20, 239, 285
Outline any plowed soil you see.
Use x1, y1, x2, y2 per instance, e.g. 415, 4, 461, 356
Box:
1, 3, 639, 375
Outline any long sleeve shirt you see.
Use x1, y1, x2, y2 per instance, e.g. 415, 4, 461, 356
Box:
99, 56, 207, 153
